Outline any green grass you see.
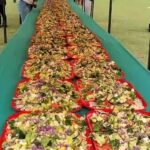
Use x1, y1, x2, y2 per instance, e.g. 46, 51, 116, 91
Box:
94, 0, 150, 67
0, 0, 150, 67
0, 1, 19, 53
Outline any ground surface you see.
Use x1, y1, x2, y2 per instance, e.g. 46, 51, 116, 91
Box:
94, 0, 150, 67
0, 0, 150, 67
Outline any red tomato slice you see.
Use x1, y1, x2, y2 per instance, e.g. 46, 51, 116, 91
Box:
51, 103, 60, 109
127, 99, 135, 105
100, 144, 112, 150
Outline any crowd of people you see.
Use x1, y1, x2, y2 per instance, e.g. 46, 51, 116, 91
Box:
0, 0, 37, 27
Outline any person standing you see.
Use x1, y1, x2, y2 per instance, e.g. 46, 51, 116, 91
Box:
19, 0, 37, 22
0, 0, 7, 27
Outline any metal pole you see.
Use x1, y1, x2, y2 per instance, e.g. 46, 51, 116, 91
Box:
108, 0, 112, 33
90, 0, 94, 18
3, 3, 7, 43
19, 15, 22, 24
83, 0, 85, 12
0, 14, 1, 25
148, 39, 150, 70
81, 0, 84, 9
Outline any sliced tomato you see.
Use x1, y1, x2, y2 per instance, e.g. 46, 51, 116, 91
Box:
99, 144, 112, 150
104, 100, 112, 106
51, 103, 60, 109
127, 99, 135, 105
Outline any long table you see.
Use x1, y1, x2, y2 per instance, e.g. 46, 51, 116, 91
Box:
0, 0, 150, 135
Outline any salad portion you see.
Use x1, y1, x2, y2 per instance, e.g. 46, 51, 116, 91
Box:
80, 79, 145, 110
22, 59, 71, 80
13, 79, 81, 112
75, 58, 123, 83
88, 107, 150, 150
1, 112, 92, 150
27, 45, 67, 60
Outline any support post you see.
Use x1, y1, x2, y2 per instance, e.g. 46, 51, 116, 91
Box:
108, 0, 112, 33
90, 0, 94, 18
148, 39, 150, 70
3, 4, 7, 43
81, 0, 84, 9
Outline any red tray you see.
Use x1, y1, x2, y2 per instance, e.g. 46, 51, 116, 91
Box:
12, 79, 82, 113
117, 79, 147, 110
63, 52, 79, 67
86, 109, 150, 150
0, 112, 94, 150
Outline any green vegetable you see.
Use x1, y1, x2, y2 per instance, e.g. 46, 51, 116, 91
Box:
93, 122, 101, 132
127, 128, 133, 133
47, 140, 52, 146
116, 71, 121, 76
71, 91, 79, 99
137, 136, 142, 145
72, 76, 80, 83
129, 92, 136, 99
103, 125, 113, 134
60, 84, 71, 93
97, 98, 104, 105
41, 137, 51, 147
9, 120, 15, 129
15, 128, 26, 139
55, 115, 61, 123
65, 119, 72, 125
33, 140, 42, 147
81, 120, 87, 126
109, 139, 120, 149
26, 132, 36, 144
